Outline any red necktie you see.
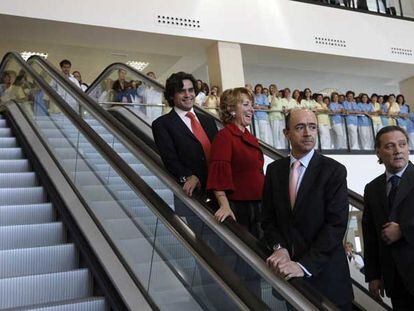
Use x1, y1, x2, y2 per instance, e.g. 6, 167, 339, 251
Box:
186, 111, 211, 163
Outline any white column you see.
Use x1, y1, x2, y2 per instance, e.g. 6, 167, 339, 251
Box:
207, 41, 245, 91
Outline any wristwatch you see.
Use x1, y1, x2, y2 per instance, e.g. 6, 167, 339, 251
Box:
179, 176, 187, 183
273, 243, 283, 252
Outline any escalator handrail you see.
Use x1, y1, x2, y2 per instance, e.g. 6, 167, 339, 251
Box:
27, 55, 327, 310
15, 53, 272, 311
86, 62, 385, 309
0, 52, 158, 311
86, 62, 165, 92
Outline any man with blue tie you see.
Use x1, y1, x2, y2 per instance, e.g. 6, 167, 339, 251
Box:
362, 126, 414, 310
262, 109, 353, 309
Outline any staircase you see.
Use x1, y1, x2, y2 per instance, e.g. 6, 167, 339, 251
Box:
0, 114, 107, 310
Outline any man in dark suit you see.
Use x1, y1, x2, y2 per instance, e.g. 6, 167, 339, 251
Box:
152, 72, 218, 225
362, 126, 414, 310
262, 109, 353, 309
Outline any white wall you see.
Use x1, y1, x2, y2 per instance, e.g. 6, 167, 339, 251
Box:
328, 154, 414, 195
1, 0, 414, 65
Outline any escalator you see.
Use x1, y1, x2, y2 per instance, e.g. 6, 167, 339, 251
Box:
0, 112, 108, 310
24, 55, 331, 310
26, 54, 391, 310
84, 64, 392, 311
0, 52, 314, 311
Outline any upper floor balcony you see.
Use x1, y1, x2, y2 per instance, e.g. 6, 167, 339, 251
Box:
294, 0, 414, 20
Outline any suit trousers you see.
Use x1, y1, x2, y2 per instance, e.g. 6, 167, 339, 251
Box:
390, 272, 414, 311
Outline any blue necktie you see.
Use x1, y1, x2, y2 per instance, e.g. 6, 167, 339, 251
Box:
388, 175, 400, 221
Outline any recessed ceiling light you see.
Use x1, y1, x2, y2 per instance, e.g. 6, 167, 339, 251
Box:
126, 60, 149, 71
20, 51, 48, 61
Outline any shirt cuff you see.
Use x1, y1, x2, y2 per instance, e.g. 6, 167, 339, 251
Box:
296, 262, 312, 277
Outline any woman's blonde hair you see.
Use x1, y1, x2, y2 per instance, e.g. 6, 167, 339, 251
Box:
219, 87, 254, 125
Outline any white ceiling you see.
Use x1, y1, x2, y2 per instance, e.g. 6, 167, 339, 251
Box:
1, 13, 414, 89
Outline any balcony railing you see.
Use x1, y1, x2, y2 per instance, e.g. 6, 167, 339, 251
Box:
292, 0, 414, 21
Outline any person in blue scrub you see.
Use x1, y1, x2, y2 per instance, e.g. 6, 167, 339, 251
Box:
357, 94, 374, 150
329, 92, 346, 149
253, 84, 272, 145
342, 91, 360, 150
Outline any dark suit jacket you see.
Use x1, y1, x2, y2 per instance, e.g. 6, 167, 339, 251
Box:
362, 161, 414, 297
262, 152, 353, 307
152, 108, 218, 189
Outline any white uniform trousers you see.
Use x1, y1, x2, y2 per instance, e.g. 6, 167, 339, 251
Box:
358, 126, 374, 150
347, 124, 359, 150
255, 119, 273, 145
332, 123, 346, 149
270, 119, 286, 149
318, 124, 332, 150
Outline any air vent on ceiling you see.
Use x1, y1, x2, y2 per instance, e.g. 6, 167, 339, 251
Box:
156, 15, 200, 29
391, 47, 412, 56
314, 36, 347, 48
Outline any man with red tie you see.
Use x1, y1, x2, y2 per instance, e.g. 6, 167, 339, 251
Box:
152, 72, 218, 227
261, 109, 353, 309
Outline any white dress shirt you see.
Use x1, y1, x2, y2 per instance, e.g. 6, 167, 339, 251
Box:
174, 106, 200, 133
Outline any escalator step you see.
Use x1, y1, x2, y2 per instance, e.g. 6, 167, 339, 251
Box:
0, 244, 78, 278
0, 203, 55, 226
0, 147, 24, 159
0, 172, 37, 188
0, 137, 17, 147
0, 119, 7, 128
0, 269, 91, 309
0, 128, 12, 137
0, 222, 65, 250
0, 187, 46, 205
0, 159, 31, 172
19, 297, 107, 311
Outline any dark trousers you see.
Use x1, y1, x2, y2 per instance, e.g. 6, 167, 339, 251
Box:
390, 273, 414, 311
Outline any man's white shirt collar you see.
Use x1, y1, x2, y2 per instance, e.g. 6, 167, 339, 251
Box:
290, 149, 315, 168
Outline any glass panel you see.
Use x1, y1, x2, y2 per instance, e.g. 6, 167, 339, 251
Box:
88, 68, 165, 124
30, 62, 302, 310
345, 205, 393, 308
2, 60, 246, 310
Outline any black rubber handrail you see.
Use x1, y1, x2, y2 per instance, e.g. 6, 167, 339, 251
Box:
0, 51, 160, 310
28, 56, 329, 310
20, 53, 276, 310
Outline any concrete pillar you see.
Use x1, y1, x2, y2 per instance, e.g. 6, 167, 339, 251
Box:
207, 41, 245, 92
399, 76, 414, 111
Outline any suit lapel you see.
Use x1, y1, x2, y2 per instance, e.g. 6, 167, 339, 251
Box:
277, 157, 292, 214
377, 174, 389, 217
169, 109, 199, 142
393, 162, 414, 210
293, 152, 321, 214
